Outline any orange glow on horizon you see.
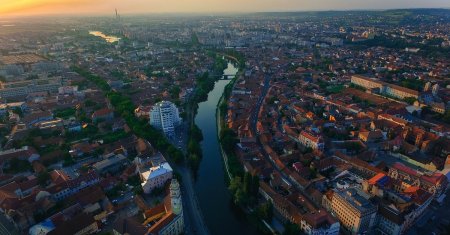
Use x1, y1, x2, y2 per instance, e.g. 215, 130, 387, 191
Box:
0, 0, 94, 15
0, 0, 449, 16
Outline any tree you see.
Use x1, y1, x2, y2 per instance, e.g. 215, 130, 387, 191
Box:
133, 186, 143, 195
38, 171, 50, 187
12, 107, 23, 117
233, 188, 247, 205
188, 154, 201, 171
169, 86, 181, 99
188, 139, 202, 157
84, 99, 95, 107
251, 174, 260, 196
7, 158, 32, 173
443, 110, 450, 124
190, 125, 203, 142
63, 154, 75, 166
283, 222, 301, 235
229, 176, 242, 193
220, 128, 238, 155
243, 173, 252, 194
403, 97, 417, 105
256, 202, 273, 221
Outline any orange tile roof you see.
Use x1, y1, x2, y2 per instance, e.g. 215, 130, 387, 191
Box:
147, 212, 176, 234
368, 173, 386, 185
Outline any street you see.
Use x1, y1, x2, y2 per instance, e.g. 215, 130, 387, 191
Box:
410, 194, 450, 235
178, 165, 210, 235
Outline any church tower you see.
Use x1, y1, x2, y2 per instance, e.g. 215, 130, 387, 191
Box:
170, 179, 182, 215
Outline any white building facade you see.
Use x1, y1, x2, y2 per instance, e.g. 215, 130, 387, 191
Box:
149, 101, 181, 137
140, 162, 173, 194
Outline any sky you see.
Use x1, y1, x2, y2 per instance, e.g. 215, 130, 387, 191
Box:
0, 0, 449, 16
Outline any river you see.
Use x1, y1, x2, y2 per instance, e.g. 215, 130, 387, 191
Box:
194, 62, 260, 235
89, 31, 121, 43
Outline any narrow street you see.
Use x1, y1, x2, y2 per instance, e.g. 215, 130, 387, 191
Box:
0, 213, 18, 235
249, 73, 304, 193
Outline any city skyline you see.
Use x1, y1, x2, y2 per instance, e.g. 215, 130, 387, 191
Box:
1, 0, 450, 16
0, 1, 449, 234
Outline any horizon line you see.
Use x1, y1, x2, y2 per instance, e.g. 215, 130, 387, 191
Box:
1, 7, 450, 19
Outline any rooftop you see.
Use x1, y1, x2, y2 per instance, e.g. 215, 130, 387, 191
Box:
335, 188, 376, 212
141, 162, 173, 180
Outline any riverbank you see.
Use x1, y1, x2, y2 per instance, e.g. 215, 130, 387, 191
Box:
216, 75, 238, 181
216, 71, 279, 235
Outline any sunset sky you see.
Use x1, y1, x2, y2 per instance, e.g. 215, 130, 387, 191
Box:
0, 0, 449, 16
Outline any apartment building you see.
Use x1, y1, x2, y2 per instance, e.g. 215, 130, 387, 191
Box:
298, 130, 325, 150
0, 77, 62, 99
351, 75, 419, 100
330, 188, 377, 235
149, 101, 181, 137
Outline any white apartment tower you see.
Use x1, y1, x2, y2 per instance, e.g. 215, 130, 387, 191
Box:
149, 101, 181, 137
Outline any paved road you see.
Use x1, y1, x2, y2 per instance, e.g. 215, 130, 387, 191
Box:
0, 213, 18, 235
410, 193, 450, 235
177, 165, 210, 235
249, 73, 306, 194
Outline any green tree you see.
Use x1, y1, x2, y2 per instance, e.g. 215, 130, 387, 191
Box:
229, 176, 242, 192
257, 202, 273, 221
243, 172, 252, 194
12, 107, 23, 117
283, 222, 301, 235
38, 171, 50, 187
220, 128, 238, 155
403, 97, 417, 105
169, 86, 181, 99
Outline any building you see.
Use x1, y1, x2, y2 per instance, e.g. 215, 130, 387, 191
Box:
300, 210, 340, 235
47, 213, 99, 235
22, 111, 54, 128
387, 162, 448, 198
0, 77, 62, 99
330, 188, 377, 235
424, 82, 432, 92
0, 146, 40, 164
143, 179, 184, 235
362, 173, 433, 235
113, 218, 148, 235
351, 75, 384, 90
58, 86, 78, 95
431, 84, 439, 96
48, 170, 100, 201
140, 162, 173, 194
298, 131, 324, 150
351, 75, 419, 100
93, 154, 127, 174
358, 130, 383, 142
0, 102, 26, 116
134, 105, 151, 119
149, 101, 181, 137
91, 108, 114, 122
